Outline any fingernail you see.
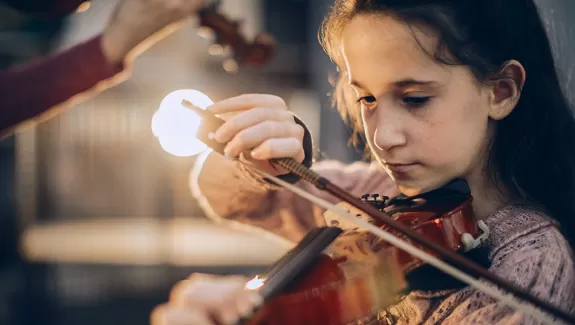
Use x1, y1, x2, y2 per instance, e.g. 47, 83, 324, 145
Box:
224, 145, 235, 158
214, 129, 224, 142
250, 149, 262, 159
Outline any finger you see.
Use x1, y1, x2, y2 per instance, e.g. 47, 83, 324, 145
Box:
250, 138, 305, 162
170, 274, 249, 308
224, 121, 304, 158
214, 291, 263, 325
169, 274, 263, 325
214, 107, 294, 143
207, 94, 286, 114
150, 304, 213, 325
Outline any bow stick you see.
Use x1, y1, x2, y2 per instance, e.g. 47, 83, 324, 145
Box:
183, 99, 574, 325
251, 166, 561, 324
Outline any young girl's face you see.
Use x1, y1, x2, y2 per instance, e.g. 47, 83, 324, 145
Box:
340, 14, 494, 196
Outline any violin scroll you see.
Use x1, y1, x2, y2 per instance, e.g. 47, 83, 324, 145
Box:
197, 0, 276, 72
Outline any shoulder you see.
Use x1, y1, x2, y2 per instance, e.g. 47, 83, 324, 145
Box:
436, 208, 575, 324
485, 206, 573, 271
490, 225, 574, 298
486, 206, 575, 312
485, 206, 562, 256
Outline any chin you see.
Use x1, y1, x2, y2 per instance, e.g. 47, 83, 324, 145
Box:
396, 180, 448, 197
397, 185, 425, 197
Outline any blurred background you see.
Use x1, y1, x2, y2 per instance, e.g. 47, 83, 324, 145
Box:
0, 1, 573, 324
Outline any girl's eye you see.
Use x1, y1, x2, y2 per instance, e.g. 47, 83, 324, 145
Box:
357, 95, 377, 106
402, 96, 431, 107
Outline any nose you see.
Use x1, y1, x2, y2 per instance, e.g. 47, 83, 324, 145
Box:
372, 113, 407, 152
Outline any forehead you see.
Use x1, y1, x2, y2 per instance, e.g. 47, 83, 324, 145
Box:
340, 14, 447, 86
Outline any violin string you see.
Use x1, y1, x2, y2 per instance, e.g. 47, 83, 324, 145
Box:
244, 164, 562, 325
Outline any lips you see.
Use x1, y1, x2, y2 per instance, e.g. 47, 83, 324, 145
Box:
385, 163, 418, 173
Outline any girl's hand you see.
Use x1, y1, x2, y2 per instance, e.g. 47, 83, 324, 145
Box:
151, 273, 262, 325
209, 94, 306, 176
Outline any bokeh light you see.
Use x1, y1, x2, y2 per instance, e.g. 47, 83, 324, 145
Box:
151, 89, 214, 156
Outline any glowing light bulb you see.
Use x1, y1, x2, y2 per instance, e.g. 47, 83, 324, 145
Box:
152, 89, 214, 157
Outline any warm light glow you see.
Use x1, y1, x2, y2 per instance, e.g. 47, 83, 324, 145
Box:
245, 276, 265, 290
152, 89, 214, 156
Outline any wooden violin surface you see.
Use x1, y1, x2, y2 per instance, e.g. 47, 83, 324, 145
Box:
244, 187, 486, 325
248, 253, 405, 325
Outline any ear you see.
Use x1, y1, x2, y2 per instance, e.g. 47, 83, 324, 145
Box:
487, 60, 526, 120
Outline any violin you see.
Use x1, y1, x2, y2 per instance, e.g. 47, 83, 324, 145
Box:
197, 0, 276, 72
328, 186, 491, 292
183, 99, 575, 325
2, 0, 276, 69
242, 186, 488, 325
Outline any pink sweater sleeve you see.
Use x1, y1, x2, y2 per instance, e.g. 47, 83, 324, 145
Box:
0, 35, 127, 136
190, 149, 399, 244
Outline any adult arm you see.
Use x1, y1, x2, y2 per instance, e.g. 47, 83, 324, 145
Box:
0, 0, 207, 137
0, 35, 128, 137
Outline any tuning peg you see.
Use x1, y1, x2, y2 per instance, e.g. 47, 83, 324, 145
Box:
372, 194, 379, 200
361, 194, 370, 201
208, 44, 224, 56
197, 26, 216, 40
223, 58, 239, 73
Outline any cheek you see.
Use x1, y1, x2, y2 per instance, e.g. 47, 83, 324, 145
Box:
361, 108, 376, 142
418, 96, 490, 170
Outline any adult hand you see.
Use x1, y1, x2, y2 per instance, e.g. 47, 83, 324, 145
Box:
101, 0, 207, 64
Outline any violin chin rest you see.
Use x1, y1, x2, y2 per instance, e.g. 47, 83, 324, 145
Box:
461, 220, 489, 251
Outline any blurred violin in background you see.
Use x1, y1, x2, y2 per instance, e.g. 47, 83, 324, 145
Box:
197, 0, 276, 72
0, 0, 276, 72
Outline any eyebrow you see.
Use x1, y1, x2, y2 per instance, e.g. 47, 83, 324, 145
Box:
350, 78, 438, 89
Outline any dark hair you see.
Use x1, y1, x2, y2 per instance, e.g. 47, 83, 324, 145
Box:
320, 0, 575, 246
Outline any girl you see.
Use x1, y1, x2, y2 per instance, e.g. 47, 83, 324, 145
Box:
152, 0, 575, 324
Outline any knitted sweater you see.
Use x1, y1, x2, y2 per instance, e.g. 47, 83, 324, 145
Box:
190, 149, 575, 324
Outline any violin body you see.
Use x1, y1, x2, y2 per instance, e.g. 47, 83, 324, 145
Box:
340, 187, 486, 275
247, 253, 405, 325
245, 185, 488, 325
